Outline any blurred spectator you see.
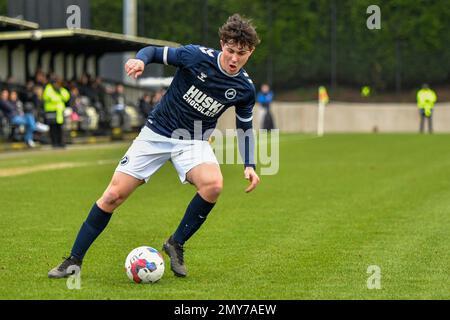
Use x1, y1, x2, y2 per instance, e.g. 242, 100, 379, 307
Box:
112, 84, 126, 106
417, 84, 437, 134
20, 80, 36, 105
43, 77, 70, 148
152, 88, 165, 106
68, 87, 82, 125
1, 76, 172, 139
17, 81, 44, 120
34, 69, 48, 87
257, 83, 275, 130
78, 73, 97, 104
69, 86, 93, 132
10, 89, 49, 136
32, 86, 45, 121
361, 85, 371, 98
111, 84, 127, 128
92, 77, 107, 107
91, 77, 109, 131
68, 87, 80, 109
0, 88, 38, 147
9, 90, 25, 114
138, 92, 154, 118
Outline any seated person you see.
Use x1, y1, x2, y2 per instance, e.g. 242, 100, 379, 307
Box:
0, 88, 42, 147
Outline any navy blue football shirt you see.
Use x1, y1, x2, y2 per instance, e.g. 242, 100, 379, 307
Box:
136, 44, 256, 168
136, 44, 255, 139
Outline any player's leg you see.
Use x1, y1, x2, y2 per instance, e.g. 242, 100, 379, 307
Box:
97, 171, 145, 212
165, 140, 222, 277
49, 127, 172, 278
173, 162, 223, 241
163, 163, 223, 277
70, 171, 144, 259
48, 172, 144, 278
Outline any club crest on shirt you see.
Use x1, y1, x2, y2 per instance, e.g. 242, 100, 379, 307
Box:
225, 88, 237, 100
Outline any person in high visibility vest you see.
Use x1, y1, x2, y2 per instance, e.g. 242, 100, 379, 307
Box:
43, 77, 70, 147
361, 85, 371, 98
417, 84, 437, 134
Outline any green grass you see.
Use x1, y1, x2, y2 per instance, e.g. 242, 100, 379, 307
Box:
0, 134, 449, 299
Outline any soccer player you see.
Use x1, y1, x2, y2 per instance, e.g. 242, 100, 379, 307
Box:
48, 13, 260, 278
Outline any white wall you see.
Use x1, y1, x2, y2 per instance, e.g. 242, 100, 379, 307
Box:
216, 102, 450, 133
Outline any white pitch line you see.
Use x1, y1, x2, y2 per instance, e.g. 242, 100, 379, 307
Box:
0, 142, 129, 160
0, 159, 117, 178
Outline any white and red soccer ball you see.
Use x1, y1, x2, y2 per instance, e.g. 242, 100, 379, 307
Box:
125, 246, 165, 284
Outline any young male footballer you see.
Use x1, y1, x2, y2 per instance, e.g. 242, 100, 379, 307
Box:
48, 14, 260, 278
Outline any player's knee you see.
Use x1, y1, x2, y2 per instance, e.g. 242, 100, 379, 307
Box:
202, 178, 223, 199
101, 189, 124, 208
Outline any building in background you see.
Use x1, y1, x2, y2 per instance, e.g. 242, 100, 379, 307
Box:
4, 0, 163, 83
7, 0, 90, 29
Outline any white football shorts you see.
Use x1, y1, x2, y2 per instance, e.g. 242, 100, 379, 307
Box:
115, 126, 219, 184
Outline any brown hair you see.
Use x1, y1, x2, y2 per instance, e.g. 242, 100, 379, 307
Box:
218, 14, 260, 49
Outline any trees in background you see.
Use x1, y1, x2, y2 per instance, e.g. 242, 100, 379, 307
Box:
90, 0, 450, 93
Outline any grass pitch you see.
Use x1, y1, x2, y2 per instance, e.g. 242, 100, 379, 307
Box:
0, 134, 449, 299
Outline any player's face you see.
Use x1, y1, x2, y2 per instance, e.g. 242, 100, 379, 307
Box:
220, 40, 254, 75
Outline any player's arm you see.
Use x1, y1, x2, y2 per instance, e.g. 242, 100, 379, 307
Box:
125, 45, 193, 79
236, 98, 260, 193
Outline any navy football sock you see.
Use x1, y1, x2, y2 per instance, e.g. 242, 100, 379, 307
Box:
70, 203, 112, 260
173, 193, 216, 245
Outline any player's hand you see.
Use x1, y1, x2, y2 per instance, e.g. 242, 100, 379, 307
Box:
244, 166, 260, 193
125, 59, 145, 79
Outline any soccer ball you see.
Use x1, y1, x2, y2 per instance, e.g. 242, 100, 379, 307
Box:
125, 246, 165, 284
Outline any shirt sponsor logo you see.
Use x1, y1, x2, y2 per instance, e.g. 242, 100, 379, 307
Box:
183, 85, 226, 117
